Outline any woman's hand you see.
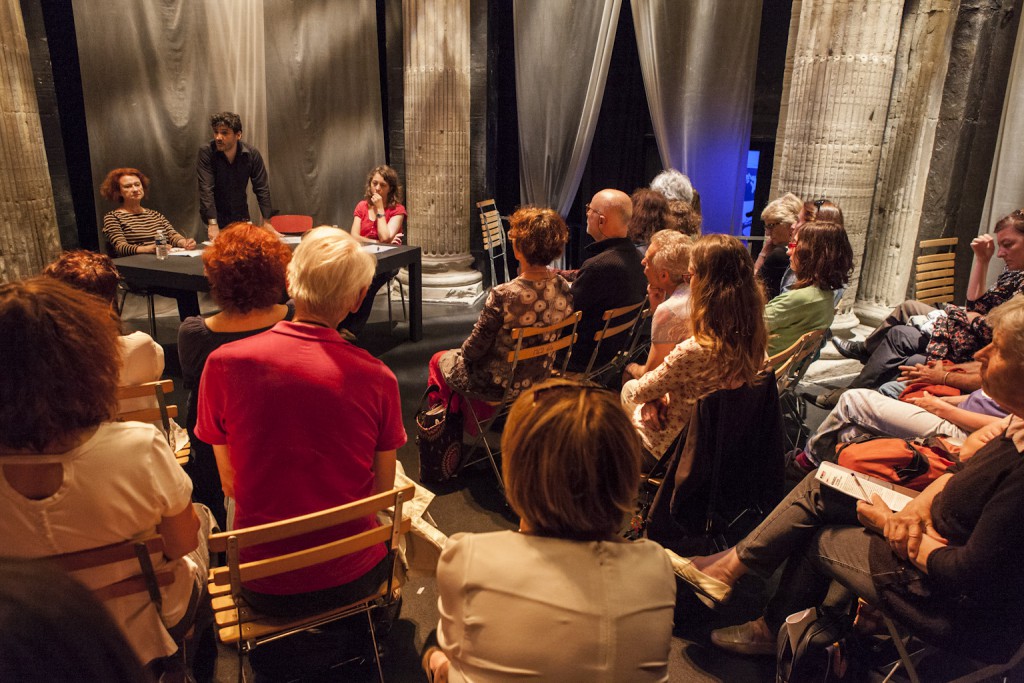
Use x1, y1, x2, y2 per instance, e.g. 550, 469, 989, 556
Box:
971, 234, 996, 262
181, 238, 197, 250
882, 495, 947, 561
856, 494, 891, 535
137, 244, 157, 254
640, 396, 669, 431
647, 284, 667, 310
370, 192, 386, 213
905, 391, 947, 415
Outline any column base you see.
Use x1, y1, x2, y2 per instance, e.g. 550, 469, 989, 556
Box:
394, 253, 484, 305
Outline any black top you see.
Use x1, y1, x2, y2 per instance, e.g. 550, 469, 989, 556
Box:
758, 244, 790, 300
870, 425, 1024, 662
565, 237, 647, 371
197, 139, 273, 227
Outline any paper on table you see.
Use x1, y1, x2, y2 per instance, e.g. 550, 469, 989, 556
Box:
279, 235, 302, 245
815, 462, 916, 512
362, 244, 397, 253
168, 249, 204, 257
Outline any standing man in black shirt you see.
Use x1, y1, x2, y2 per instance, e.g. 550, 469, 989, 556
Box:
197, 112, 273, 240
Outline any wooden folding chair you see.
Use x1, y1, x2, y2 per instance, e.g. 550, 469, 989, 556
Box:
766, 328, 828, 450
116, 380, 189, 465
577, 300, 648, 383
207, 484, 414, 683
913, 237, 958, 305
457, 310, 583, 491
476, 199, 511, 287
49, 535, 174, 604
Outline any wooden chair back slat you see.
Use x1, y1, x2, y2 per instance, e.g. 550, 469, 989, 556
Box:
917, 252, 957, 265
511, 310, 583, 340
914, 268, 955, 281
207, 484, 414, 553
116, 379, 173, 400
48, 536, 170, 604
117, 405, 179, 423
507, 332, 577, 362
918, 236, 959, 248
914, 237, 958, 305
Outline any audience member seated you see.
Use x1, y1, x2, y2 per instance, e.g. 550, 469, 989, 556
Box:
622, 234, 769, 456
100, 167, 199, 319
342, 164, 407, 337
779, 198, 842, 298
793, 385, 1007, 470
819, 210, 1024, 407
0, 558, 148, 682
177, 223, 292, 529
877, 358, 982, 399
627, 187, 669, 251
0, 279, 211, 673
753, 192, 804, 300
625, 230, 693, 381
666, 295, 1024, 664
41, 250, 186, 446
428, 207, 572, 422
765, 220, 853, 356
422, 379, 676, 682
195, 227, 405, 626
651, 168, 695, 205
563, 189, 647, 371
665, 198, 702, 237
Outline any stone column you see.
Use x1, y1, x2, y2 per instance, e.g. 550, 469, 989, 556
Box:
854, 0, 959, 328
400, 0, 483, 303
0, 0, 61, 283
768, 0, 905, 330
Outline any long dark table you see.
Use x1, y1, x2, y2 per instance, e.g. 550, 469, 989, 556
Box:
114, 244, 423, 342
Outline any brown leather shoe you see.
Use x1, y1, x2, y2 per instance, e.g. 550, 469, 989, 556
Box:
710, 621, 776, 656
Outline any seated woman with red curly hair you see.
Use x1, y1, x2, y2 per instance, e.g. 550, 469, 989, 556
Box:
177, 223, 292, 528
100, 167, 196, 256
427, 207, 573, 414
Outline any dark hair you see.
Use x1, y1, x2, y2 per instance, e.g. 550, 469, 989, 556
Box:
688, 234, 768, 385
665, 199, 702, 237
364, 165, 403, 206
508, 207, 569, 266
210, 111, 242, 133
42, 250, 120, 306
503, 380, 641, 540
627, 188, 669, 244
0, 279, 120, 451
804, 198, 844, 227
792, 221, 853, 291
995, 210, 1024, 236
99, 168, 149, 204
0, 559, 147, 682
203, 223, 291, 314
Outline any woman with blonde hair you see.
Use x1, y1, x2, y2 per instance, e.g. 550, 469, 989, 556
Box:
754, 192, 804, 299
422, 379, 676, 682
622, 234, 769, 456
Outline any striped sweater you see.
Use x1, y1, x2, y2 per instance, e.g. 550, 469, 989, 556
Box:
103, 209, 189, 256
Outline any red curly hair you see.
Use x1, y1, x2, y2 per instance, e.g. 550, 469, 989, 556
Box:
203, 223, 291, 314
99, 168, 150, 204
508, 207, 568, 265
42, 250, 120, 306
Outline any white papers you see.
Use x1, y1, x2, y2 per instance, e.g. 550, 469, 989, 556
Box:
279, 235, 302, 245
815, 462, 916, 512
167, 249, 203, 257
362, 244, 397, 254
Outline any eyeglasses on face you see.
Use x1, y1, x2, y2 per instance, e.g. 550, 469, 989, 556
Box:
585, 203, 604, 217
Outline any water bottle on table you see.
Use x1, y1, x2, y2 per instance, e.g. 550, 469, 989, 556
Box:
155, 230, 169, 260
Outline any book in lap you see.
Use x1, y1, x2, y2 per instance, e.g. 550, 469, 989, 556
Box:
815, 461, 917, 512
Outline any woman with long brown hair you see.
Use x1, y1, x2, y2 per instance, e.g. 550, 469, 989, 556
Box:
622, 234, 769, 456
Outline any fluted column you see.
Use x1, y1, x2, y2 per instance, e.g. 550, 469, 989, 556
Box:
769, 0, 904, 329
401, 0, 483, 303
854, 0, 959, 327
0, 0, 60, 283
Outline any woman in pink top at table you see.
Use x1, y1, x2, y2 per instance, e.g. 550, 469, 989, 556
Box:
343, 165, 408, 337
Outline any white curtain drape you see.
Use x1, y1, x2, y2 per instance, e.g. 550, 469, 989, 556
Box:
73, 0, 382, 239
980, 10, 1024, 287
513, 0, 621, 216
632, 0, 762, 234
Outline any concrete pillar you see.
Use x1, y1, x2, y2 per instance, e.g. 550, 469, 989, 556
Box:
768, 0, 904, 329
400, 0, 483, 303
854, 0, 960, 327
0, 0, 61, 283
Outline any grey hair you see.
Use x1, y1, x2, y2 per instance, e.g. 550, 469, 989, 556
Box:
648, 230, 693, 285
287, 227, 375, 322
651, 169, 694, 204
987, 294, 1024, 366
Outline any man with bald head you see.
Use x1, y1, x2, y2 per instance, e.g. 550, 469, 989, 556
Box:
563, 188, 647, 372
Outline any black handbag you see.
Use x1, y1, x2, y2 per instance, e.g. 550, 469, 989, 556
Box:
415, 385, 463, 485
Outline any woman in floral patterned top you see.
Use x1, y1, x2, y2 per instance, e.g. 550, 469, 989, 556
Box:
622, 234, 769, 456
429, 207, 573, 404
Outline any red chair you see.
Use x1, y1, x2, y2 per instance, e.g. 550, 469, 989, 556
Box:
268, 214, 314, 234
